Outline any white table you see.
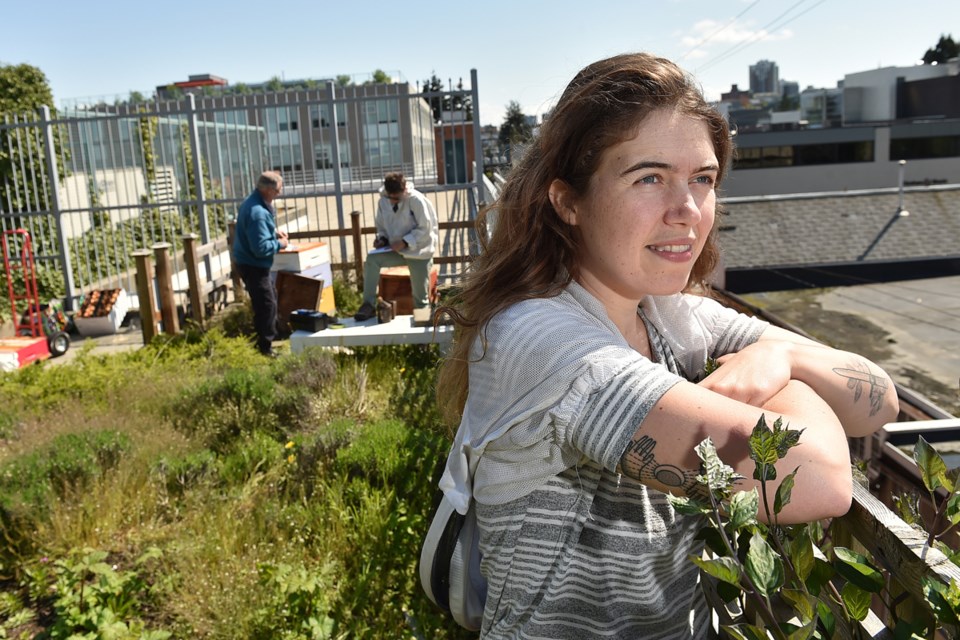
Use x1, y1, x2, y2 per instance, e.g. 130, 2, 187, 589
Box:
290, 314, 454, 352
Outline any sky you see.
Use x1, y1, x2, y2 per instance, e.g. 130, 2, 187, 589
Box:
2, 0, 956, 127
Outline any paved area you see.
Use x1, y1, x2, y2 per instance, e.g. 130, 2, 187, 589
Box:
743, 274, 960, 415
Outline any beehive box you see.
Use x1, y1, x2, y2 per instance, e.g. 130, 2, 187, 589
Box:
378, 265, 439, 316
272, 242, 331, 272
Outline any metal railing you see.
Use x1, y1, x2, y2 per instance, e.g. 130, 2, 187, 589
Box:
0, 72, 487, 313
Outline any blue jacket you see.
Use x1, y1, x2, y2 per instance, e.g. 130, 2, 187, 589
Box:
233, 189, 281, 269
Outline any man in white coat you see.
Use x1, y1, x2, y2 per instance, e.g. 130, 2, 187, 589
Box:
354, 172, 439, 321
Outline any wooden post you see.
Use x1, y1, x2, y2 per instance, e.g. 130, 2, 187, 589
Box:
227, 221, 244, 301
350, 210, 363, 290
182, 234, 205, 328
152, 242, 179, 335
132, 250, 159, 343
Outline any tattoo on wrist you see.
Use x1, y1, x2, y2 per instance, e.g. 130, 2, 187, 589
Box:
621, 434, 703, 497
833, 359, 888, 416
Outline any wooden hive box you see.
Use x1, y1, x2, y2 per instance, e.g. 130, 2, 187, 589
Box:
378, 265, 439, 316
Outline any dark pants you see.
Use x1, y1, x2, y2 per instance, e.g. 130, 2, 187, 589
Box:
237, 263, 278, 354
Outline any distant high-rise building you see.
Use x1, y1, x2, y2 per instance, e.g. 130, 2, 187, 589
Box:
749, 60, 780, 94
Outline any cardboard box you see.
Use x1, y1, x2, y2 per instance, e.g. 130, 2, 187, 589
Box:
272, 242, 331, 272
74, 289, 130, 337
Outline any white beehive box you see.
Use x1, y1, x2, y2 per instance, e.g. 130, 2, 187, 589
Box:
272, 242, 331, 272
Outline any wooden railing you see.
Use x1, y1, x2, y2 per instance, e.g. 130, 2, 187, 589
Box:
230, 210, 480, 293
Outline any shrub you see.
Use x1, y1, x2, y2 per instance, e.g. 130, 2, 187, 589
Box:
0, 430, 131, 509
0, 430, 130, 583
332, 277, 362, 317
170, 367, 279, 452
153, 448, 218, 498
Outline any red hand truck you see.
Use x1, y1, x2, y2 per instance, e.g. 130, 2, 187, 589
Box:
1, 229, 70, 370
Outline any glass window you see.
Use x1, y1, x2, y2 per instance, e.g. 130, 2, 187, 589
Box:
310, 104, 348, 128
891, 136, 960, 160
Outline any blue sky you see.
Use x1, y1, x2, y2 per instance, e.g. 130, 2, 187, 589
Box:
3, 0, 955, 126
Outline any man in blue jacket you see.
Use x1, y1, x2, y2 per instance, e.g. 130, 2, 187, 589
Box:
233, 171, 288, 356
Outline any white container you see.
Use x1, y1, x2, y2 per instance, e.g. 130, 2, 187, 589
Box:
272, 242, 331, 272
74, 289, 130, 337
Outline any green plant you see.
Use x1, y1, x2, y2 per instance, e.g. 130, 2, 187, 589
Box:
247, 560, 337, 639
169, 367, 279, 451
0, 430, 131, 509
332, 277, 362, 316
675, 420, 960, 639
42, 547, 170, 639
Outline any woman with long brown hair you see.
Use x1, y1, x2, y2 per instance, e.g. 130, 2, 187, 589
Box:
435, 52, 898, 638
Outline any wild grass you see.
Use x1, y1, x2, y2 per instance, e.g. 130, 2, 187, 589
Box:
0, 315, 472, 639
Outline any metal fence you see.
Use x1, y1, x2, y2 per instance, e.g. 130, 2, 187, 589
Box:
0, 70, 490, 313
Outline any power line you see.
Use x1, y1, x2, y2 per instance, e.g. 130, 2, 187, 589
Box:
694, 0, 828, 75
679, 0, 762, 61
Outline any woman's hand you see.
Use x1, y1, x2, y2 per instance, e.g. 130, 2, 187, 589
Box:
698, 340, 793, 407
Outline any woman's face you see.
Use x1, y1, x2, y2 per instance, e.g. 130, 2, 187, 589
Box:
557, 108, 719, 306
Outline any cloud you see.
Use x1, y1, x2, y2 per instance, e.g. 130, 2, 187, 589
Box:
680, 19, 794, 51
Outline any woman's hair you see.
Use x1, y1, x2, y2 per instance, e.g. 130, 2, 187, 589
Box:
436, 52, 733, 425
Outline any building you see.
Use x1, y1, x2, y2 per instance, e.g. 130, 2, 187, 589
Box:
720, 84, 752, 107
749, 59, 780, 95
800, 85, 844, 128
725, 59, 960, 197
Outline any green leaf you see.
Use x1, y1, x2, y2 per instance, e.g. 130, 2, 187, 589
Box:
744, 531, 783, 598
723, 623, 773, 640
690, 554, 742, 586
749, 415, 779, 482
774, 468, 799, 514
696, 437, 742, 493
788, 528, 815, 582
922, 577, 960, 626
816, 600, 836, 638
841, 582, 871, 621
805, 558, 835, 596
914, 436, 948, 494
695, 526, 729, 557
784, 618, 817, 640
728, 489, 759, 530
833, 547, 884, 593
780, 587, 816, 621
947, 492, 960, 526
668, 494, 710, 516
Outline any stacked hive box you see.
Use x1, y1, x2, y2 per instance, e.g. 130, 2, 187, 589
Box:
273, 242, 335, 317
378, 265, 440, 316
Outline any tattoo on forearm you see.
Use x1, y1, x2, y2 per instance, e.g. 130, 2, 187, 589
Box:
621, 434, 707, 500
833, 359, 888, 416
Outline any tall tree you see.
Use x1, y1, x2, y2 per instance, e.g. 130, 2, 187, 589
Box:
0, 63, 66, 217
370, 69, 392, 84
922, 34, 959, 64
0, 63, 66, 318
422, 73, 473, 123
498, 100, 533, 147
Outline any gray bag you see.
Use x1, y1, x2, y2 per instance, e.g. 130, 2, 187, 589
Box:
419, 493, 487, 631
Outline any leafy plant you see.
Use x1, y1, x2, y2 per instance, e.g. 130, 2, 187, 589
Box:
247, 560, 337, 639
43, 547, 171, 639
675, 419, 960, 639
